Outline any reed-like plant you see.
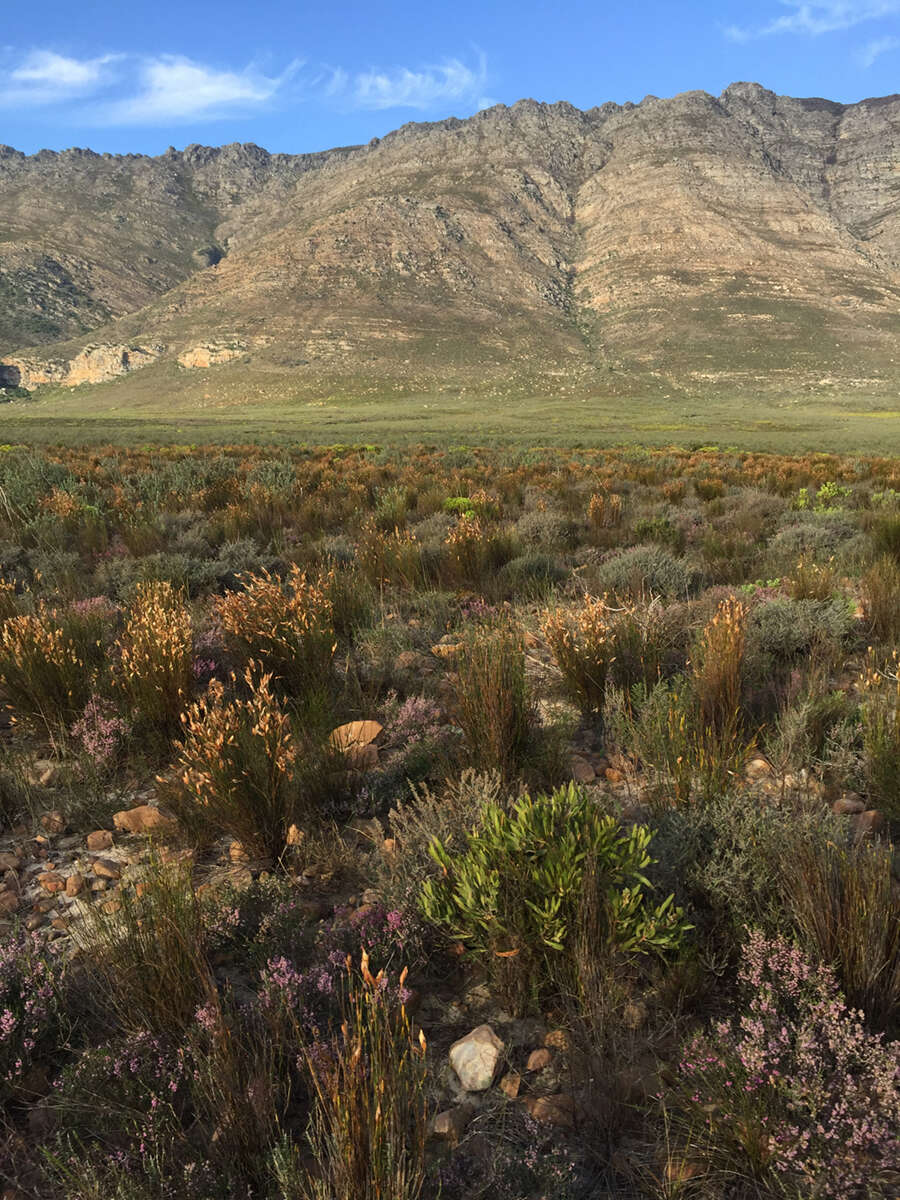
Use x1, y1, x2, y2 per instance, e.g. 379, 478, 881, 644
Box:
543, 594, 614, 716
452, 619, 536, 780
297, 954, 428, 1200
0, 610, 90, 738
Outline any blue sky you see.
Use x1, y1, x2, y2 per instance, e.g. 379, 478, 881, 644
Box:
3, 1, 899, 155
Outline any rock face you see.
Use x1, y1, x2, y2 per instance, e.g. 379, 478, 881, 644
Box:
5, 85, 900, 399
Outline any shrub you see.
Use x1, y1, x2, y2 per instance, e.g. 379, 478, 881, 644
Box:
587, 490, 623, 529
615, 675, 747, 806
495, 552, 565, 600
861, 554, 900, 643
859, 649, 900, 818
691, 595, 747, 737
114, 581, 193, 734
872, 512, 900, 561
606, 598, 690, 694
0, 610, 90, 739
70, 694, 130, 774
421, 783, 687, 1013
161, 666, 302, 859
295, 956, 428, 1200
216, 566, 335, 700
673, 932, 900, 1198
451, 620, 536, 780
77, 853, 211, 1037
375, 771, 508, 939
593, 545, 700, 599
542, 595, 614, 715
783, 835, 900, 1031
786, 555, 837, 600
0, 928, 63, 1097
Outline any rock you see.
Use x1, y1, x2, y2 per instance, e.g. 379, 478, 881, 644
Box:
330, 720, 382, 753
851, 810, 886, 840
91, 879, 108, 892
229, 841, 249, 864
285, 823, 304, 846
41, 810, 65, 834
113, 805, 175, 835
604, 767, 624, 784
499, 1071, 522, 1098
24, 914, 43, 931
382, 837, 397, 855
38, 872, 65, 894
0, 851, 22, 871
570, 755, 596, 784
101, 898, 121, 915
449, 1024, 504, 1092
522, 1093, 576, 1127
65, 873, 85, 897
526, 1048, 553, 1072
86, 830, 114, 851
92, 857, 121, 880
0, 890, 18, 915
832, 794, 865, 815
745, 757, 772, 780
429, 1104, 474, 1145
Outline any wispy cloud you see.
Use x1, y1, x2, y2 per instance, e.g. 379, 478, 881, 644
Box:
858, 31, 900, 61
726, 1, 900, 41
344, 53, 489, 111
1, 48, 118, 106
98, 56, 301, 124
0, 46, 492, 126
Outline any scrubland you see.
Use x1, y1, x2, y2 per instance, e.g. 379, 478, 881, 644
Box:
0, 442, 897, 1198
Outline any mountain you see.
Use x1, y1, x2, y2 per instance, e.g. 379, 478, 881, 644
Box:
3, 82, 900, 405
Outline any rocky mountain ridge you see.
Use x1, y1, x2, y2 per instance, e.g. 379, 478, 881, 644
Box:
3, 82, 900, 401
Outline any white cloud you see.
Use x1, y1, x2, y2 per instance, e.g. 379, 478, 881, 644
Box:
343, 53, 489, 111
0, 46, 491, 125
726, 1, 900, 40
858, 31, 900, 60
0, 49, 118, 107
97, 55, 301, 124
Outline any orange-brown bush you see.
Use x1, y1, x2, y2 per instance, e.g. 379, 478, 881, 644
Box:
543, 595, 614, 716
115, 581, 193, 734
215, 566, 335, 699
162, 666, 301, 859
0, 610, 89, 738
692, 596, 748, 737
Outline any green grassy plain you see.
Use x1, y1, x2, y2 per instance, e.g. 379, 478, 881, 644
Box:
2, 360, 900, 452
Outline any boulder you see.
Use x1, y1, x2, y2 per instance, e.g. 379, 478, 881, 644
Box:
86, 830, 114, 852
113, 805, 175, 835
449, 1024, 504, 1092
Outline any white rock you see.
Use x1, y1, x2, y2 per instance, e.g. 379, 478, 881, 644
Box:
449, 1024, 504, 1092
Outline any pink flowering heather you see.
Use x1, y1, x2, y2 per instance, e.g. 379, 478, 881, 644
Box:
386, 694, 444, 748
70, 694, 130, 769
0, 929, 61, 1094
676, 930, 900, 1197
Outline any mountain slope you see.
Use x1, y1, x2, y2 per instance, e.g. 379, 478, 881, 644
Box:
3, 83, 900, 402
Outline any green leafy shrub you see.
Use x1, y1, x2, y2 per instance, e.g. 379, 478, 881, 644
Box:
421, 783, 687, 1013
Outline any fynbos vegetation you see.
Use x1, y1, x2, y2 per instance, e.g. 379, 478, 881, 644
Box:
0, 442, 897, 1199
